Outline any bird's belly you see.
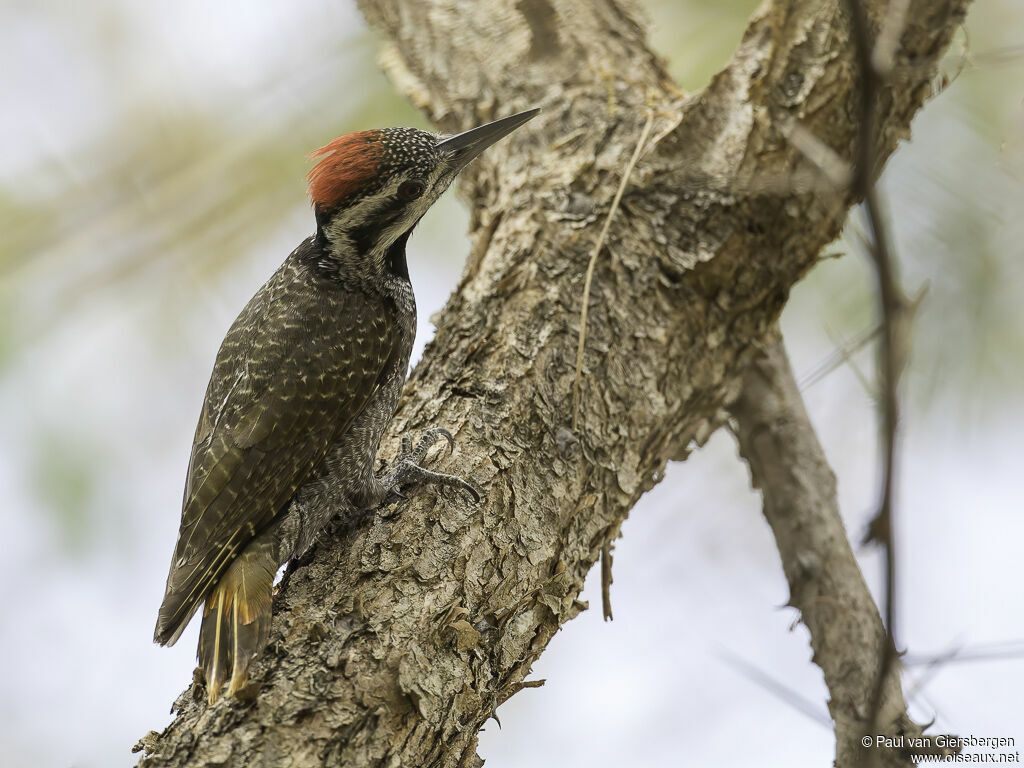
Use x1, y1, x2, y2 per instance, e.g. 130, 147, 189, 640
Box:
322, 364, 405, 504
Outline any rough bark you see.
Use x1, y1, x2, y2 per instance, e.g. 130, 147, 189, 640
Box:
138, 0, 970, 766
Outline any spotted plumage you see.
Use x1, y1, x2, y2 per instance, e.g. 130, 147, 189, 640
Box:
154, 109, 538, 704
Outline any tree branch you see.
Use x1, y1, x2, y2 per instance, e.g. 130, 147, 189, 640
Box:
844, 0, 914, 744
138, 1, 970, 765
728, 336, 947, 767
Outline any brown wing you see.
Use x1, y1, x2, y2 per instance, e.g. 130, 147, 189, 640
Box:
154, 254, 394, 645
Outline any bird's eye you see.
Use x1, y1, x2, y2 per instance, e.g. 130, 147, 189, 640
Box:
398, 179, 425, 201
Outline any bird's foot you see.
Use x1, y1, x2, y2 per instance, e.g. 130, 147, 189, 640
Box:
382, 428, 481, 504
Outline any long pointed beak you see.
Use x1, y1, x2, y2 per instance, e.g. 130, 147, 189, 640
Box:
436, 108, 540, 173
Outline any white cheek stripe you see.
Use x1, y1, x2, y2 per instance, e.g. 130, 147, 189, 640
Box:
323, 167, 454, 267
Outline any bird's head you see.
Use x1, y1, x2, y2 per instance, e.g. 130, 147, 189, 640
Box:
307, 109, 538, 280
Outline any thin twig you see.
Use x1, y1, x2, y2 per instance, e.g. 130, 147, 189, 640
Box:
718, 650, 832, 727
571, 112, 655, 431
799, 284, 928, 391
845, 0, 911, 743
776, 113, 853, 188
600, 540, 614, 621
873, 0, 912, 74
799, 323, 881, 391
904, 639, 1024, 667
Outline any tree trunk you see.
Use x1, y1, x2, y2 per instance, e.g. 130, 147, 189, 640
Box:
137, 0, 970, 765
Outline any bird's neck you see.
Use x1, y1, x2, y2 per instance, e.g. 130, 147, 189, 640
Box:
311, 223, 405, 279
310, 230, 416, 321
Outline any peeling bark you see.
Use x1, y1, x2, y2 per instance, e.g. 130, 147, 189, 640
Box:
138, 0, 970, 765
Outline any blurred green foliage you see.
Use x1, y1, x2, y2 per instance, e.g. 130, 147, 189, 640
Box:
647, 0, 760, 89
28, 428, 103, 556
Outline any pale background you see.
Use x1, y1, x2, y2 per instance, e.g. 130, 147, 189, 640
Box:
1, 1, 1022, 766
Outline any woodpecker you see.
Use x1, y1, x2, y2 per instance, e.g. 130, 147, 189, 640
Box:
154, 109, 539, 704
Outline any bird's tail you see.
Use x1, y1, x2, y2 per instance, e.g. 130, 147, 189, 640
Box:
198, 541, 276, 704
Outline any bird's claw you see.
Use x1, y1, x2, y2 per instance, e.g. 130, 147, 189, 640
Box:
383, 428, 479, 504
405, 428, 455, 464
392, 463, 481, 503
